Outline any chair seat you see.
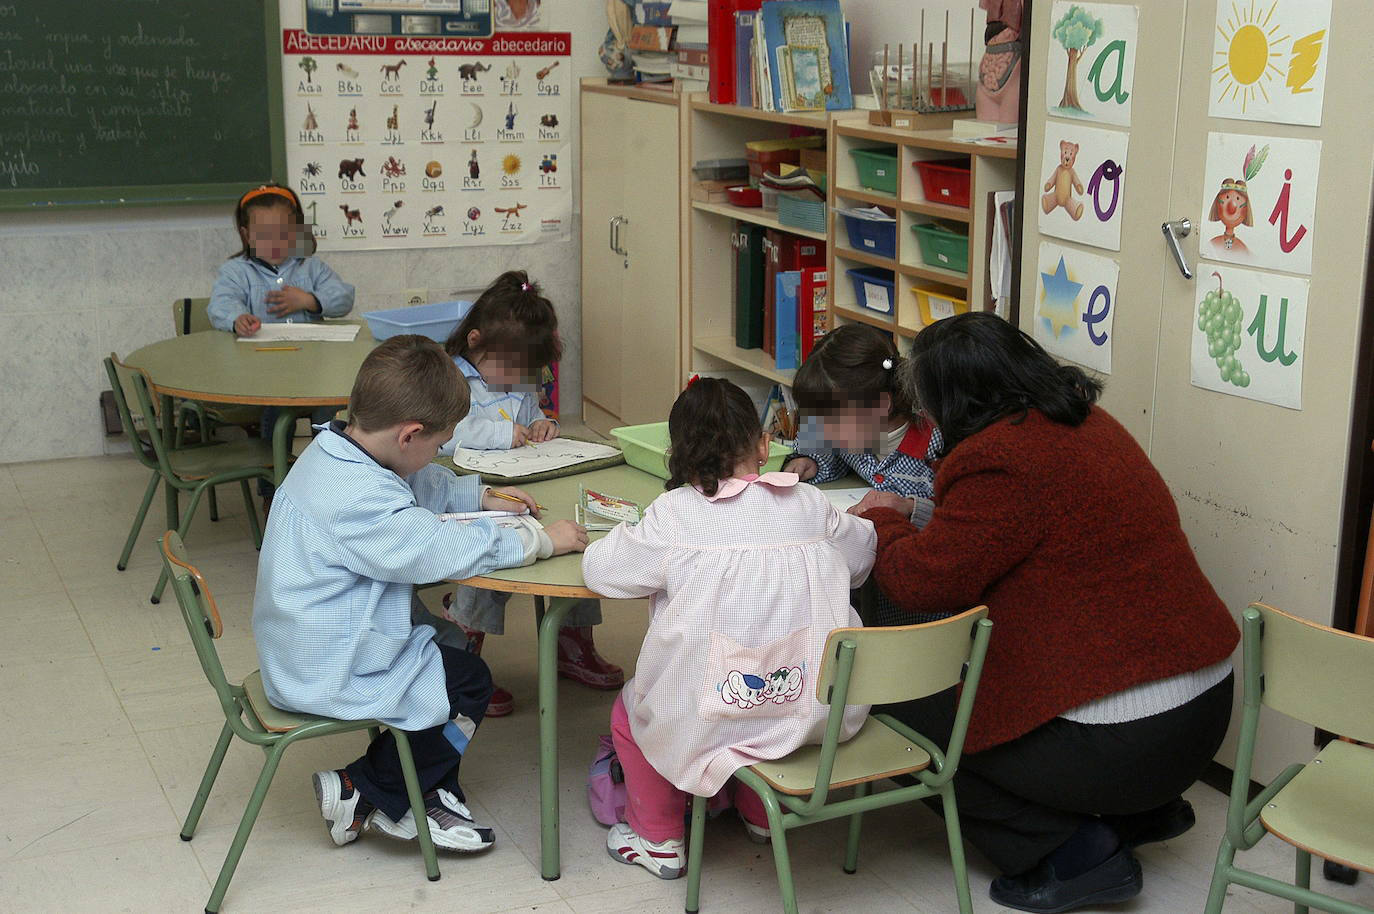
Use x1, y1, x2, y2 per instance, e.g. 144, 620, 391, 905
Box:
750, 717, 932, 797
242, 670, 322, 733
169, 439, 274, 481
1260, 739, 1374, 874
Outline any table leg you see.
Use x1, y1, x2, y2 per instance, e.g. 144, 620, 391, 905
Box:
270, 408, 302, 487
160, 394, 179, 535
537, 594, 575, 881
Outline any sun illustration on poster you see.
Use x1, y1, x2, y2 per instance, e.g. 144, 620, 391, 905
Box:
1213, 1, 1289, 113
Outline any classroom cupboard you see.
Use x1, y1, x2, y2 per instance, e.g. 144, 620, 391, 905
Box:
579, 85, 686, 436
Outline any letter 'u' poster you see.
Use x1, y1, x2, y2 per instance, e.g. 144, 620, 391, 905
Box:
280, 28, 571, 251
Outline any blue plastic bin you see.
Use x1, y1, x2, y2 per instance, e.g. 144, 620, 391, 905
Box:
364, 300, 472, 342
846, 267, 896, 315
840, 213, 897, 259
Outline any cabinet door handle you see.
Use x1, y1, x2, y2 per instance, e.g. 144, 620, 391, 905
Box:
1161, 218, 1193, 280
609, 215, 623, 255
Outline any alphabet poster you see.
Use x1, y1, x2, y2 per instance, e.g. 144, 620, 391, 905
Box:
280, 29, 571, 251
1037, 123, 1129, 251
1208, 0, 1331, 127
1190, 264, 1307, 409
1198, 132, 1321, 275
1044, 2, 1139, 127
1034, 241, 1119, 374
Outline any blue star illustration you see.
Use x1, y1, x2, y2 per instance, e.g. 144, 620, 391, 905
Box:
1039, 256, 1084, 339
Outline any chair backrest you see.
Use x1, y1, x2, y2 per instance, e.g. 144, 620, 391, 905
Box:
104, 355, 161, 472
1252, 602, 1374, 745
160, 531, 238, 711
172, 297, 213, 336
816, 606, 992, 707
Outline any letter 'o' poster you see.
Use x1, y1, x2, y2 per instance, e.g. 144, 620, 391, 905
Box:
281, 30, 571, 251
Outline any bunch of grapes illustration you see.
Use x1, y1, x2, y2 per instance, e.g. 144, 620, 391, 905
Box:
1198, 271, 1250, 388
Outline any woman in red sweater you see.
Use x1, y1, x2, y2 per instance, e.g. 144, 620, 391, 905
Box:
852, 313, 1238, 913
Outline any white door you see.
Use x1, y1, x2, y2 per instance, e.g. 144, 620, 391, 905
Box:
580, 90, 626, 422
1021, 0, 1374, 778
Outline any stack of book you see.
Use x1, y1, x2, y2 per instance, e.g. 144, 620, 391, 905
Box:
728, 0, 852, 113
668, 0, 710, 93
630, 0, 712, 92
629, 1, 675, 85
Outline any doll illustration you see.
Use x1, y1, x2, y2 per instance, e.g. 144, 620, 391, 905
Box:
504, 102, 518, 130
469, 149, 480, 180
346, 107, 359, 134
1208, 144, 1267, 256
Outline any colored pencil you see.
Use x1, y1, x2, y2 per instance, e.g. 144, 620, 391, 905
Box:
487, 489, 547, 512
255, 346, 300, 351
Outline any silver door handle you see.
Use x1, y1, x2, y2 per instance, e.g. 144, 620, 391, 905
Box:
609, 215, 629, 256
1161, 218, 1193, 279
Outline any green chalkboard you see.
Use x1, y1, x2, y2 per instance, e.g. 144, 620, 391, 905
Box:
0, 0, 285, 208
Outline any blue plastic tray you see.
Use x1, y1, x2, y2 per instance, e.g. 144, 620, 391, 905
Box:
364, 300, 472, 342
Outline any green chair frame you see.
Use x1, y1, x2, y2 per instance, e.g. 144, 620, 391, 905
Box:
1205, 603, 1374, 914
685, 606, 993, 914
171, 297, 263, 434
160, 531, 440, 913
107, 355, 272, 603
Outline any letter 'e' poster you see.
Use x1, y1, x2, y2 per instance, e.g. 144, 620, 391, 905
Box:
281, 26, 571, 251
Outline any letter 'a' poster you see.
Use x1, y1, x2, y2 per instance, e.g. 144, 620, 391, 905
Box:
280, 27, 571, 251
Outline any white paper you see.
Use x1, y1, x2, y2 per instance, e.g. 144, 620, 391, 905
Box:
1037, 123, 1129, 252
438, 509, 529, 521
862, 282, 892, 313
238, 322, 361, 342
1044, 2, 1139, 127
451, 437, 622, 476
822, 487, 875, 511
1190, 264, 1307, 409
1033, 241, 1119, 374
1207, 0, 1331, 127
1198, 132, 1321, 276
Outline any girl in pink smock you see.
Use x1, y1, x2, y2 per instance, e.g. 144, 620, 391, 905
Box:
581, 377, 876, 879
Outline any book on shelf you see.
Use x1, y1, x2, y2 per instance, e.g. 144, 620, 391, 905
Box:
733, 221, 767, 350
630, 24, 677, 52
667, 0, 709, 22
675, 23, 709, 45
672, 61, 710, 81
756, 0, 851, 111
798, 266, 828, 362
576, 486, 644, 532
774, 270, 801, 371
636, 1, 673, 25
677, 45, 709, 66
733, 11, 756, 107
708, 0, 763, 105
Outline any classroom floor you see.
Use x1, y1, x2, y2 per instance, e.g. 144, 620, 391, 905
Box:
2, 452, 1372, 913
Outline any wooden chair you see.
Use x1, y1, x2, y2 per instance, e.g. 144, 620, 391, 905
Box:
1204, 603, 1374, 914
159, 532, 440, 912
685, 607, 993, 914
106, 355, 273, 602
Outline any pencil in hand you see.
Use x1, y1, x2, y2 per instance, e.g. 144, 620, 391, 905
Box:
487, 489, 548, 512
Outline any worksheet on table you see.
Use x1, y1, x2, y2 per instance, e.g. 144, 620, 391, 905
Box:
237, 323, 361, 342
451, 438, 622, 476
823, 487, 875, 511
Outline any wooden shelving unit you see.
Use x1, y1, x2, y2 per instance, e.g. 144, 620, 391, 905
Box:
680, 96, 1017, 391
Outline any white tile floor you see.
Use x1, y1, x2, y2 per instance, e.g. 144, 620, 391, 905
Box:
1, 452, 1371, 914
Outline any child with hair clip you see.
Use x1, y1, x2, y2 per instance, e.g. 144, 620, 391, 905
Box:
208, 184, 356, 512
581, 377, 876, 878
437, 270, 621, 716
784, 324, 945, 625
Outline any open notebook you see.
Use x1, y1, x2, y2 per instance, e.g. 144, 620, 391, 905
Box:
237, 323, 361, 343
451, 437, 622, 477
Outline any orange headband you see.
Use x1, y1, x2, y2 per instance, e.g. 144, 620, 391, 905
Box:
239, 185, 298, 209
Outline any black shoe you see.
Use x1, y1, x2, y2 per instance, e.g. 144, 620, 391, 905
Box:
989, 847, 1143, 914
1103, 798, 1195, 849
1324, 859, 1360, 885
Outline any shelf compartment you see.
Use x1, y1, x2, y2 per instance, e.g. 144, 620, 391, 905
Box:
692, 200, 828, 241
689, 96, 830, 129
693, 335, 797, 386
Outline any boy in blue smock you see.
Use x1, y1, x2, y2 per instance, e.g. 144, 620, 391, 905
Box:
252, 334, 588, 851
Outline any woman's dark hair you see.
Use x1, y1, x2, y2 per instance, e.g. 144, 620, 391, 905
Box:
905, 312, 1102, 455
231, 183, 316, 259
443, 270, 563, 376
666, 377, 763, 497
791, 323, 913, 419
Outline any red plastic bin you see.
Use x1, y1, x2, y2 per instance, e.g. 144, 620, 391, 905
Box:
913, 159, 972, 208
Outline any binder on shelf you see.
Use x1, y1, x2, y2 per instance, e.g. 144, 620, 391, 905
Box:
734, 11, 756, 108
798, 266, 828, 362
708, 0, 763, 104
733, 221, 767, 350
763, 229, 825, 357
775, 270, 801, 371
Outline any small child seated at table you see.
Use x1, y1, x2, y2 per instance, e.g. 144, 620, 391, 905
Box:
252, 334, 587, 851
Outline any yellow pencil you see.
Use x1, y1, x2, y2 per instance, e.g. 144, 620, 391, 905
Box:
255, 346, 300, 352
498, 407, 533, 445
487, 489, 547, 512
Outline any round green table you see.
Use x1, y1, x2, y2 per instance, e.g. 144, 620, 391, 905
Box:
125, 323, 378, 485
446, 464, 668, 881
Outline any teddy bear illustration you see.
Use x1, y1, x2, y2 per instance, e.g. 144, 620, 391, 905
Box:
1042, 140, 1085, 221
720, 666, 804, 710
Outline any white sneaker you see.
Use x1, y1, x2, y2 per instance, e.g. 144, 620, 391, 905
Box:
369, 788, 496, 852
311, 769, 374, 847
743, 818, 771, 844
606, 822, 686, 879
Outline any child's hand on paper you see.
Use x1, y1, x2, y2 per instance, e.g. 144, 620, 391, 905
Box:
848, 490, 913, 517
545, 519, 589, 555
528, 419, 558, 442
265, 285, 320, 317
234, 314, 262, 336
511, 423, 530, 448
482, 486, 541, 518
784, 456, 818, 481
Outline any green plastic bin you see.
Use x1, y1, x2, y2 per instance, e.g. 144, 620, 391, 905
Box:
610, 421, 793, 480
849, 146, 900, 195
911, 222, 970, 274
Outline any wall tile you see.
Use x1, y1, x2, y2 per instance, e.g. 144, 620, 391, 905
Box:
0, 310, 103, 463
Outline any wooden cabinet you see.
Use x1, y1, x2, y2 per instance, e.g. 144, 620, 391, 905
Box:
579, 82, 684, 436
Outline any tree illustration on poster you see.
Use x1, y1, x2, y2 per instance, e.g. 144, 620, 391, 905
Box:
1051, 5, 1104, 112
299, 56, 319, 84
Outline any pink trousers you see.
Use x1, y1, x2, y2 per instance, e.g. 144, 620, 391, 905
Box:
611, 693, 768, 843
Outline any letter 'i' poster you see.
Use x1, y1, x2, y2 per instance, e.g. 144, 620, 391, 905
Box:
280, 29, 571, 251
